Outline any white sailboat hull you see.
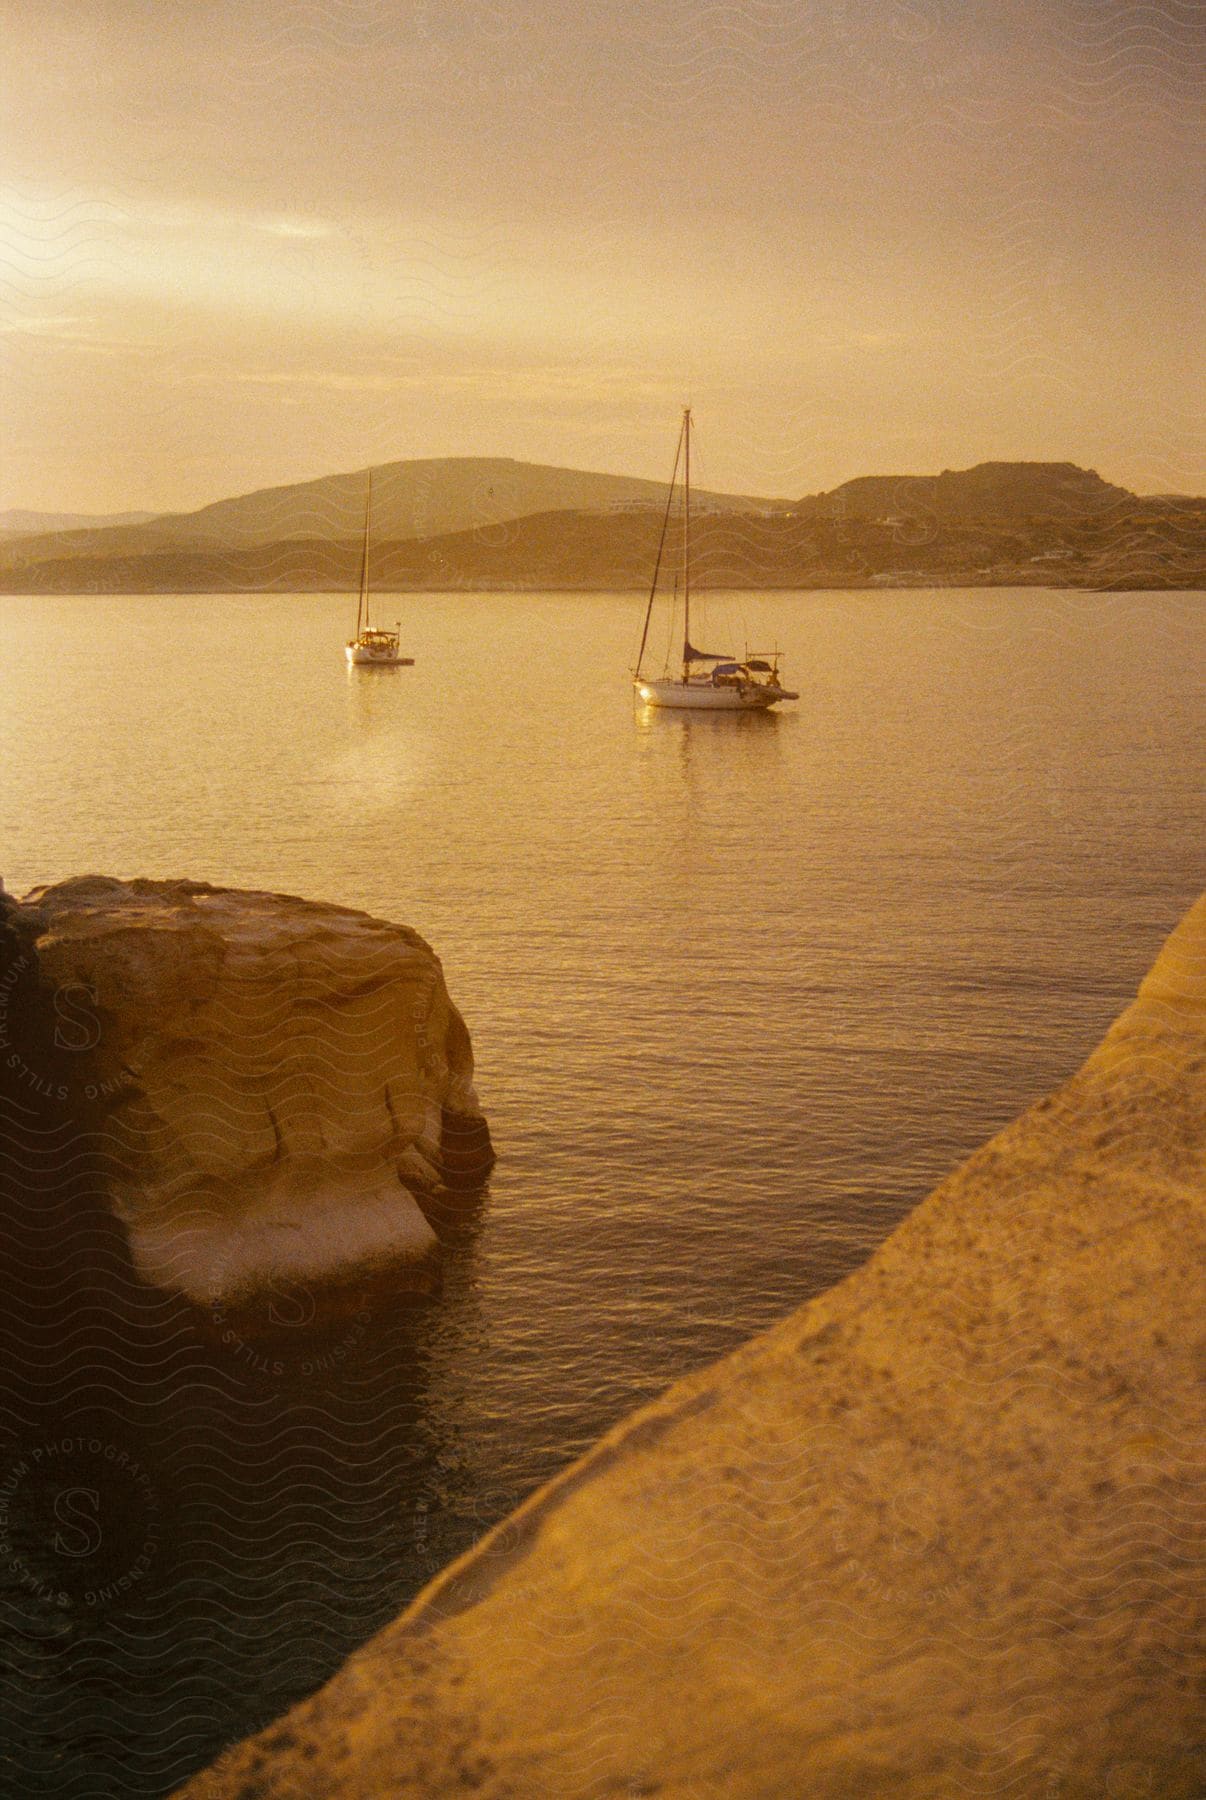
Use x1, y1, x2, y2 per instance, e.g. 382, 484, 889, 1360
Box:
345, 471, 414, 668
346, 641, 414, 666
635, 677, 795, 710
632, 409, 797, 712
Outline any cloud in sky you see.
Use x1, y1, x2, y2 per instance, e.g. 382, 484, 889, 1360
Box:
1, 0, 1201, 508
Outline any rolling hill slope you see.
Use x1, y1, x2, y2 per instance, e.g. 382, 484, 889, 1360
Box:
796, 461, 1133, 522
0, 457, 774, 572
4, 496, 1201, 594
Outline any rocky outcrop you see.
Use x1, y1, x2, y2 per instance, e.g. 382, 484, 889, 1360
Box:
176, 895, 1205, 1799
2, 877, 492, 1306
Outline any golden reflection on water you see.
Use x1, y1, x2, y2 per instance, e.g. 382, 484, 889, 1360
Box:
1, 587, 1204, 1798
335, 662, 428, 816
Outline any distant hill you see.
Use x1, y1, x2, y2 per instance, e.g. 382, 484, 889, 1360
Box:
1, 458, 1200, 593
0, 457, 773, 571
0, 507, 159, 536
0, 512, 793, 595
795, 461, 1133, 522
4, 496, 1202, 595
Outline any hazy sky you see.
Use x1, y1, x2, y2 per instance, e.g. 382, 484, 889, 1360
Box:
2, 0, 1201, 511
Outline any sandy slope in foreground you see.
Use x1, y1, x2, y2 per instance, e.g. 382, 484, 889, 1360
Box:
179, 895, 1205, 1800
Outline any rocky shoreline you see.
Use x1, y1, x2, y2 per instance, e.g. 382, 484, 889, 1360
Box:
174, 894, 1205, 1799
0, 877, 493, 1311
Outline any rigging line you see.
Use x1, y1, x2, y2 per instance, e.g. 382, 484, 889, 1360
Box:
355, 467, 372, 638
682, 405, 691, 679
634, 414, 686, 680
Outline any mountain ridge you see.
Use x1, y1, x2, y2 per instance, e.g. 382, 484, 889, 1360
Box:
3, 493, 1201, 594
0, 456, 776, 570
0, 507, 159, 536
1, 458, 1200, 592
797, 460, 1134, 522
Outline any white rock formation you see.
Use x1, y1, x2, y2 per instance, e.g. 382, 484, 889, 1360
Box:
22, 877, 490, 1306
175, 893, 1204, 1798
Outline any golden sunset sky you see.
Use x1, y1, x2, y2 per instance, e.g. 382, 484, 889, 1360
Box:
1, 0, 1201, 512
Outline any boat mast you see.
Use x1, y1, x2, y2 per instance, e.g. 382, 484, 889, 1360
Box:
634, 412, 687, 682
681, 406, 691, 682
355, 468, 372, 637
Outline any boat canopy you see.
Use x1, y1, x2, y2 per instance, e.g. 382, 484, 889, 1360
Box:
746, 659, 773, 672
712, 662, 742, 675
684, 640, 732, 663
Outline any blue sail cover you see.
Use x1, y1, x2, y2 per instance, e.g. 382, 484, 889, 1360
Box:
683, 640, 732, 662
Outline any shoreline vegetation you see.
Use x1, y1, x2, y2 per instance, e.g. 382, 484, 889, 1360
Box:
2, 459, 1201, 595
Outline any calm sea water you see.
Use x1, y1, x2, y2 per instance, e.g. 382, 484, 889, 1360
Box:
0, 588, 1202, 1796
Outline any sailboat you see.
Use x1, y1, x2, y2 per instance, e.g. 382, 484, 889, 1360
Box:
345, 469, 414, 667
633, 408, 797, 710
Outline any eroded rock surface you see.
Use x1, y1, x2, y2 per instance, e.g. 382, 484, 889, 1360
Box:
176, 895, 1205, 1799
7, 877, 491, 1305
